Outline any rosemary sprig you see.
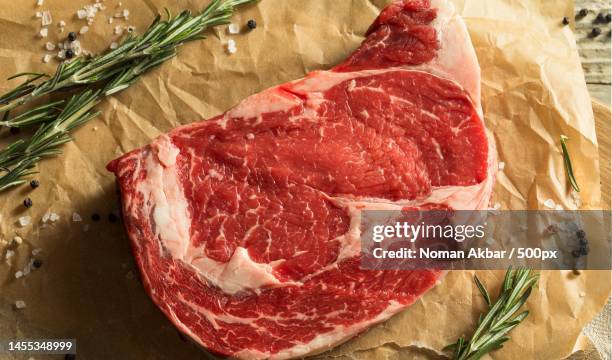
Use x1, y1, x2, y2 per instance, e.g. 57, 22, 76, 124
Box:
560, 135, 580, 192
0, 0, 255, 191
0, 0, 255, 125
444, 268, 539, 360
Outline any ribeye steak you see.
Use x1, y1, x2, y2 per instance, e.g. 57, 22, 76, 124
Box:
108, 0, 495, 358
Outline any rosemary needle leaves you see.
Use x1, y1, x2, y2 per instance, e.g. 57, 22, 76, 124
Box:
0, 0, 255, 192
560, 135, 580, 192
444, 268, 539, 360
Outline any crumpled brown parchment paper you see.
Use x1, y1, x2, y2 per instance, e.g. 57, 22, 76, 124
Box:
0, 0, 609, 359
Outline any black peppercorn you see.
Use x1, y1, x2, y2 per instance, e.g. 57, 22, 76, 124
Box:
596, 13, 606, 23
590, 27, 602, 37
579, 237, 588, 246
23, 198, 33, 208
576, 229, 586, 238
30, 179, 40, 189
562, 17, 570, 25
578, 9, 588, 18
65, 49, 74, 59
580, 245, 590, 256
571, 249, 582, 258
108, 212, 119, 223
606, 14, 612, 23
91, 213, 101, 222
9, 127, 20, 135
68, 32, 77, 42
32, 259, 43, 269
247, 19, 257, 30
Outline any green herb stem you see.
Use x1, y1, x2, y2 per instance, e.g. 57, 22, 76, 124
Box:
444, 268, 538, 360
560, 135, 580, 192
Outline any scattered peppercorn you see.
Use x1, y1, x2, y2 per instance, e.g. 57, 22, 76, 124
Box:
562, 17, 570, 25
65, 49, 75, 59
596, 13, 606, 23
247, 19, 257, 30
30, 179, 40, 189
23, 198, 33, 208
68, 32, 77, 42
91, 213, 101, 222
32, 259, 43, 269
590, 27, 602, 37
9, 127, 20, 135
108, 212, 119, 223
606, 14, 612, 23
571, 249, 582, 258
579, 237, 588, 246
577, 9, 588, 18
576, 229, 586, 238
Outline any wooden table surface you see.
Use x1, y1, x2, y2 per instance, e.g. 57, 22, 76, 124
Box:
575, 0, 611, 105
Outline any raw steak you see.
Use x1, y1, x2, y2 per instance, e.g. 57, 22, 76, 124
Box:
107, 0, 495, 358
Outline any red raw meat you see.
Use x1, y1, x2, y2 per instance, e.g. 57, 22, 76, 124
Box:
107, 0, 495, 358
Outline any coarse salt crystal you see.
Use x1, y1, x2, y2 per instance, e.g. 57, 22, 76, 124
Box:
39, 28, 48, 38
13, 236, 23, 245
554, 204, 563, 211
42, 212, 51, 223
31, 248, 42, 256
498, 162, 505, 170
14, 300, 26, 309
15, 271, 23, 279
36, 0, 44, 6
80, 26, 89, 34
41, 11, 52, 26
72, 212, 83, 222
36, 11, 43, 18
5, 250, 14, 261
110, 42, 118, 49
122, 9, 130, 18
58, 20, 66, 27
108, 17, 113, 24
228, 23, 240, 34
18, 216, 31, 227
77, 9, 88, 19
114, 26, 123, 35
493, 202, 501, 210
45, 41, 55, 51
245, 133, 255, 140
43, 54, 51, 63
49, 213, 60, 222
544, 199, 555, 209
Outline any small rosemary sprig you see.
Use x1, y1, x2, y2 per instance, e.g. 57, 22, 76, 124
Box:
444, 268, 539, 360
0, 0, 255, 191
560, 135, 580, 192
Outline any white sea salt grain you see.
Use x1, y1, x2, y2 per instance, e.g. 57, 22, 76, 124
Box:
32, 248, 42, 256
39, 28, 48, 38
122, 9, 130, 18
15, 271, 23, 279
41, 11, 52, 26
42, 54, 52, 63
498, 162, 505, 170
80, 26, 89, 34
72, 212, 83, 222
5, 250, 14, 261
18, 216, 32, 227
36, 0, 44, 6
77, 9, 88, 19
13, 236, 23, 245
108, 17, 114, 24
45, 41, 55, 51
228, 23, 240, 34
110, 42, 118, 49
14, 300, 26, 309
114, 25, 123, 35
58, 20, 66, 27
544, 199, 555, 209
554, 204, 564, 211
36, 11, 43, 18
